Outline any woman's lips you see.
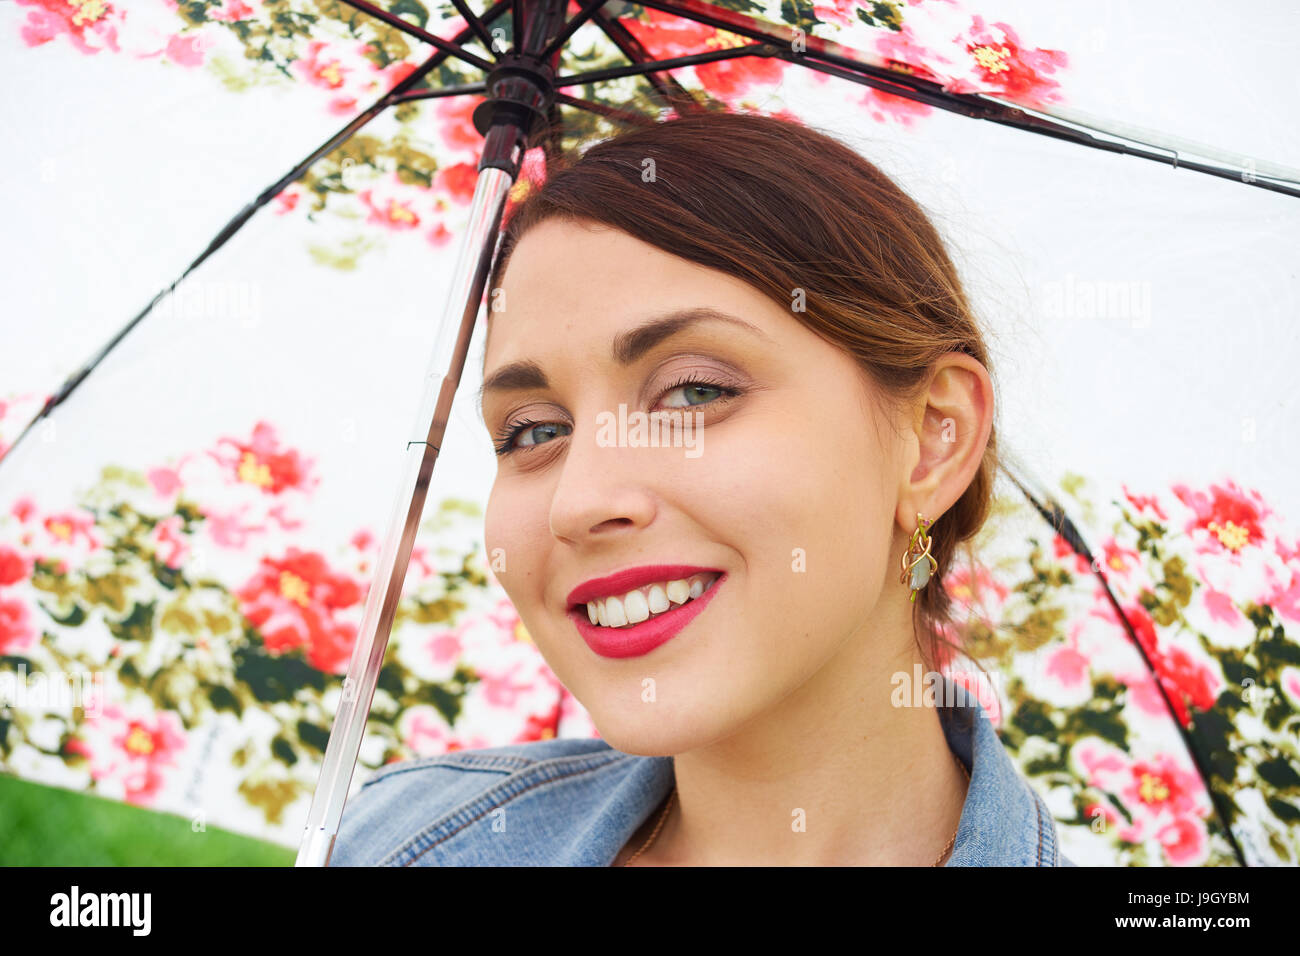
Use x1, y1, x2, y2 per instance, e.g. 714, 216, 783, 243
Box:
567, 573, 726, 659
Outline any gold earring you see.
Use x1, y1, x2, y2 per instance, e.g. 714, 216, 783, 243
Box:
899, 512, 938, 603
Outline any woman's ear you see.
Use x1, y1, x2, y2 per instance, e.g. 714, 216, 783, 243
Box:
897, 354, 994, 525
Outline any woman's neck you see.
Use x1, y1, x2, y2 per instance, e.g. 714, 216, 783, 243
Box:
620, 645, 969, 866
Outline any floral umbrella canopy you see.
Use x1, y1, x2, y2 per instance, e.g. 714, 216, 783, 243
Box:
1, 0, 1297, 867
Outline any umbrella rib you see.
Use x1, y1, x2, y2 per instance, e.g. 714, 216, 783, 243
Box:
1003, 467, 1250, 867
537, 0, 609, 62
0, 4, 511, 470
554, 92, 660, 130
332, 0, 496, 72
554, 42, 774, 89
613, 0, 1298, 197
445, 0, 497, 56
590, 7, 703, 114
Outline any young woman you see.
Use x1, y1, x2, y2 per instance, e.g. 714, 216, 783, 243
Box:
332, 109, 1072, 867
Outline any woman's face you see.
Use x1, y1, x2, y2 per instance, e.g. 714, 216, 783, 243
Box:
480, 218, 915, 755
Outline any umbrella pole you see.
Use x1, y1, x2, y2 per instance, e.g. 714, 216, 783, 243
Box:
295, 3, 569, 868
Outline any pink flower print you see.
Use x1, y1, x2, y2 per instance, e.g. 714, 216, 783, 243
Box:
294, 40, 350, 91
17, 0, 123, 55
209, 0, 254, 22
11, 497, 37, 523
359, 188, 421, 231
163, 33, 206, 67
426, 624, 464, 665
42, 510, 99, 551
478, 661, 535, 709
79, 706, 187, 805
200, 504, 266, 549
1045, 638, 1090, 690
146, 455, 191, 498
152, 515, 189, 570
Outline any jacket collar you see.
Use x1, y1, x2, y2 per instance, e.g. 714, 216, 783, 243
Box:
395, 675, 1059, 866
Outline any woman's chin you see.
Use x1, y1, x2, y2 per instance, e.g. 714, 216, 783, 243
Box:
588, 710, 708, 758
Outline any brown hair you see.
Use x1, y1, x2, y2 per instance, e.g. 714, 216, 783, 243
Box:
486, 107, 1000, 677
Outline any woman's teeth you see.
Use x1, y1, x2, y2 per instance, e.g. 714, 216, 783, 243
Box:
585, 572, 720, 628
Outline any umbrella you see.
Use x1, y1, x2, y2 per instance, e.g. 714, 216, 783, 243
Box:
1, 0, 1297, 867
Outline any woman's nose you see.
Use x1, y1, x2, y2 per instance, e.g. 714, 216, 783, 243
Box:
547, 414, 659, 544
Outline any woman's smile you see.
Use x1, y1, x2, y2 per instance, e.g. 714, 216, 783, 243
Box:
565, 570, 727, 659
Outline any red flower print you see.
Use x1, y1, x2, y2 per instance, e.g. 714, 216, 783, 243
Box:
1051, 532, 1092, 575
0, 546, 30, 587
1156, 816, 1209, 866
1122, 485, 1169, 521
1098, 538, 1141, 576
620, 6, 716, 58
1124, 754, 1201, 818
17, 0, 122, 55
948, 16, 1067, 105
211, 422, 317, 495
79, 705, 187, 805
0, 597, 36, 655
293, 40, 350, 90
359, 189, 421, 230
1173, 480, 1269, 555
695, 55, 788, 101
812, 1, 858, 28
274, 187, 302, 215
427, 222, 454, 247
328, 96, 358, 116
517, 697, 563, 743
1159, 645, 1221, 721
235, 549, 364, 673
42, 510, 99, 551
1098, 602, 1221, 726
436, 96, 485, 154
436, 162, 478, 205
874, 23, 944, 85
209, 0, 253, 22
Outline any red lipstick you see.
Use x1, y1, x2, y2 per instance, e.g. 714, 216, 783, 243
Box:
565, 566, 726, 659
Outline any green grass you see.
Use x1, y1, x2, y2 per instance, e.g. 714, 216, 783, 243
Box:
0, 773, 295, 866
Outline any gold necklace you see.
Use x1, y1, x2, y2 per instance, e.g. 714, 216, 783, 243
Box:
621, 753, 971, 866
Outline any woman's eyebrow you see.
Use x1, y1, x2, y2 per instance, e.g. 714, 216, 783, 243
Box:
478, 307, 769, 405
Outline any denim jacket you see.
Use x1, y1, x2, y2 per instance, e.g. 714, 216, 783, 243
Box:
330, 677, 1075, 866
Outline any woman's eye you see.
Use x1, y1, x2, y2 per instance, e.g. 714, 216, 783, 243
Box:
493, 378, 737, 458
661, 382, 727, 408
515, 421, 570, 451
